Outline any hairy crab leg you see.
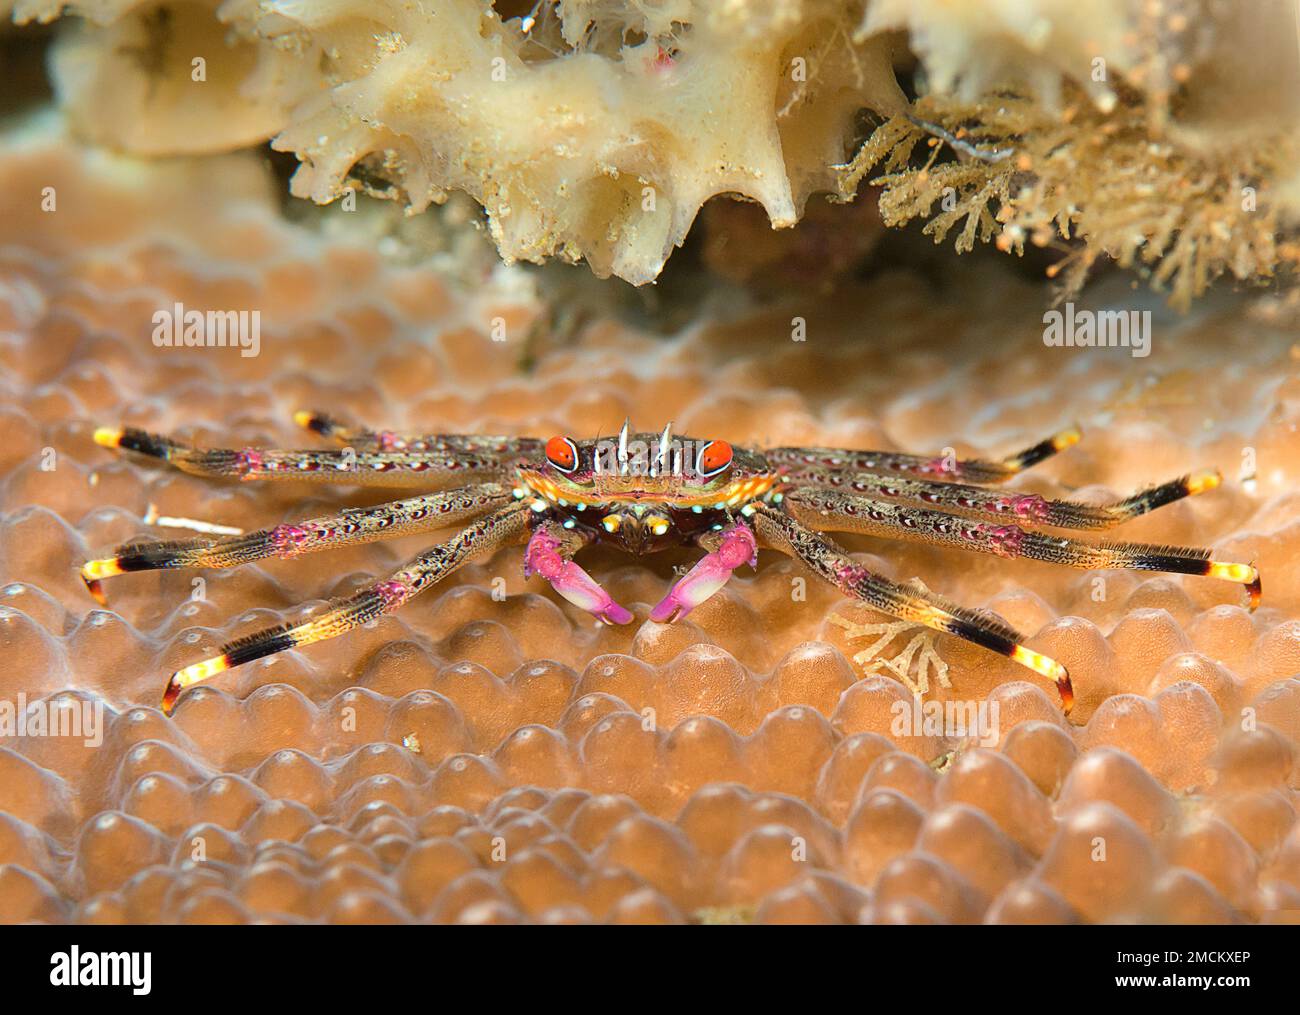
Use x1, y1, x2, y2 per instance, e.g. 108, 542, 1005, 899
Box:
80, 484, 510, 604
765, 426, 1081, 484
787, 490, 1261, 610
649, 522, 758, 623
160, 500, 532, 714
93, 425, 514, 488
751, 502, 1075, 714
784, 466, 1223, 530
524, 523, 632, 625
294, 410, 544, 459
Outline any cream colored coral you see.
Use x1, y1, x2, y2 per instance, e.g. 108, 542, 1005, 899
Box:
829, 612, 952, 698
861, 0, 1143, 112
863, 0, 1300, 140
7, 0, 1298, 292
7, 0, 305, 154
7, 0, 906, 283
260, 0, 905, 284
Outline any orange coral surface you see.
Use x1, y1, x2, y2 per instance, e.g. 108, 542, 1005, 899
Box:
1, 130, 1299, 924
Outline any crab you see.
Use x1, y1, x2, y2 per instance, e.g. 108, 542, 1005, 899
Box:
81, 414, 1261, 717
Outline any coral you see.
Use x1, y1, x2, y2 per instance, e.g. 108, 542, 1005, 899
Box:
840, 93, 1300, 309
4, 125, 1300, 923
7, 0, 1297, 295
860, 0, 1232, 119
828, 609, 950, 698
6, 0, 304, 154
261, 0, 906, 286
5, 0, 906, 284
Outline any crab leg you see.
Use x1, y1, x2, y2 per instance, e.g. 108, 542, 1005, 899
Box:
751, 502, 1075, 713
524, 523, 632, 625
765, 426, 1081, 484
160, 500, 532, 714
80, 484, 510, 604
294, 410, 543, 459
787, 490, 1261, 610
650, 522, 758, 623
783, 466, 1223, 530
93, 426, 514, 488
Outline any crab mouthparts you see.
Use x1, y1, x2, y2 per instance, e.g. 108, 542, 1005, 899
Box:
592, 476, 687, 499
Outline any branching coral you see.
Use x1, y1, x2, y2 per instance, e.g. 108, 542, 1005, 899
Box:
6, 0, 1299, 297
838, 92, 1300, 310
835, 0, 1300, 307
828, 611, 950, 698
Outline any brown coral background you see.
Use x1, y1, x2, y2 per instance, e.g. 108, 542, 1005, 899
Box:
2, 129, 1300, 924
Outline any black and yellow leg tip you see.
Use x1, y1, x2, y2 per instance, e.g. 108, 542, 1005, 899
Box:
94, 426, 177, 459
1006, 425, 1083, 472
294, 410, 339, 438
161, 678, 182, 716
1246, 571, 1262, 613
80, 558, 122, 605
93, 426, 124, 449
1051, 426, 1083, 453
1184, 469, 1223, 496
82, 575, 108, 607
1010, 645, 1074, 716
1205, 561, 1261, 612
161, 654, 232, 716
1056, 674, 1075, 716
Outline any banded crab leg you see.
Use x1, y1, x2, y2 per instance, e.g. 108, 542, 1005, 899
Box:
783, 465, 1224, 530
161, 500, 532, 714
294, 410, 544, 459
524, 522, 633, 625
751, 502, 1075, 714
93, 425, 516, 488
650, 522, 758, 623
765, 426, 1081, 484
80, 484, 511, 604
786, 489, 1261, 610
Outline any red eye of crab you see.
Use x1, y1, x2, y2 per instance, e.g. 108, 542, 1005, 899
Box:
545, 436, 579, 473
697, 440, 733, 478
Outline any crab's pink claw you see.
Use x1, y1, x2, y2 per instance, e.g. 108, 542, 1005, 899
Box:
525, 528, 633, 626
651, 523, 758, 624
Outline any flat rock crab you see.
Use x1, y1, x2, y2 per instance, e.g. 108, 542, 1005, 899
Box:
81, 414, 1260, 717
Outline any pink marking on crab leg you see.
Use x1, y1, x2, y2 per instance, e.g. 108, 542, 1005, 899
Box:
270, 523, 312, 557
974, 523, 1026, 558
524, 528, 633, 626
650, 523, 758, 624
997, 493, 1051, 522
235, 448, 265, 479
